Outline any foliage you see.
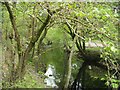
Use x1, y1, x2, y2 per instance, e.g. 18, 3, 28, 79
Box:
100, 42, 120, 88
1, 2, 119, 89
14, 66, 45, 88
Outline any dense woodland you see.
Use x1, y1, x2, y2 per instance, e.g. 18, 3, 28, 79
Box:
0, 1, 120, 89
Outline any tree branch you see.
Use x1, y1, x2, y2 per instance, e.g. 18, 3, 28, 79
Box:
4, 2, 21, 59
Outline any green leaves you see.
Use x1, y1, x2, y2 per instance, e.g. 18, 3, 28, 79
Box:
101, 75, 120, 88
100, 41, 119, 88
110, 46, 117, 53
77, 11, 86, 18
111, 83, 119, 88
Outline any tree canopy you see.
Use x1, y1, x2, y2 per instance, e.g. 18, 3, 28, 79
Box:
1, 1, 120, 89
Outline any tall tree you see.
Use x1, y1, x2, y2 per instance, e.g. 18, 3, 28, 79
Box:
4, 2, 52, 81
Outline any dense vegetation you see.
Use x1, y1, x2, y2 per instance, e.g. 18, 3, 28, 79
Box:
0, 1, 120, 89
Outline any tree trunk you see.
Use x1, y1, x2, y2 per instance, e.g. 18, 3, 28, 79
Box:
16, 11, 51, 79
60, 30, 69, 89
4, 2, 21, 60
5, 2, 52, 81
30, 5, 36, 59
63, 37, 76, 89
36, 28, 48, 73
9, 39, 16, 85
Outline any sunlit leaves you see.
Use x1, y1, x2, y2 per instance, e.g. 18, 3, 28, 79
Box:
2, 2, 119, 88
100, 41, 119, 88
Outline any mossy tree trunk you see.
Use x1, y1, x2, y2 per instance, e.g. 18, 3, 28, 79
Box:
63, 37, 76, 89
